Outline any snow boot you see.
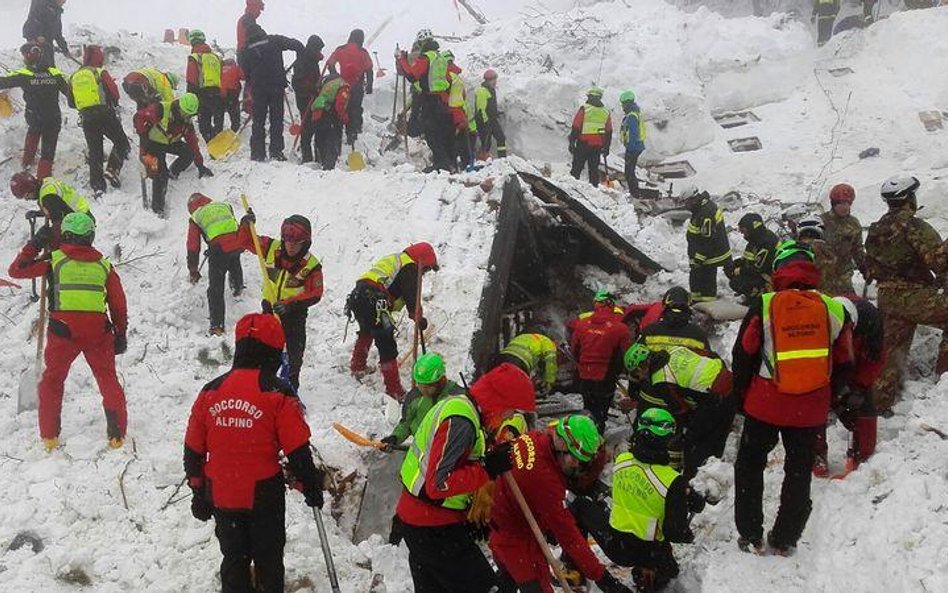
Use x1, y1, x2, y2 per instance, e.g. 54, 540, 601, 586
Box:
766, 530, 794, 557
104, 166, 122, 189
109, 437, 124, 449
42, 437, 59, 452
379, 359, 406, 401
208, 325, 225, 337
812, 453, 829, 478
36, 159, 53, 181
738, 536, 764, 555
22, 133, 39, 169
349, 333, 373, 376
851, 416, 877, 466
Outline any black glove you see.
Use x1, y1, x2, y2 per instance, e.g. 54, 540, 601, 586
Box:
568, 140, 576, 154
189, 270, 201, 285
273, 301, 300, 316
114, 334, 127, 355
366, 86, 373, 95
603, 147, 610, 158
380, 435, 399, 452
596, 571, 634, 593
30, 226, 52, 251
686, 488, 706, 515
302, 480, 324, 508
240, 210, 256, 226
416, 316, 428, 331
483, 441, 514, 478
197, 164, 214, 178
57, 39, 69, 55
190, 490, 213, 521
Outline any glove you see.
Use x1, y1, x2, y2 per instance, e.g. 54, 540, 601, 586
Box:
240, 210, 256, 226
379, 435, 399, 452
302, 480, 324, 509
366, 86, 373, 95
57, 39, 69, 55
197, 164, 214, 178
568, 140, 576, 154
603, 147, 610, 158
273, 301, 299, 316
686, 488, 706, 514
114, 334, 127, 355
29, 226, 52, 251
189, 270, 201, 285
416, 316, 428, 331
190, 490, 213, 522
596, 571, 634, 593
482, 441, 514, 478
242, 98, 253, 114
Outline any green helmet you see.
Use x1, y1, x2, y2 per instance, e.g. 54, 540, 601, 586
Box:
188, 29, 206, 44
165, 71, 180, 89
594, 289, 616, 304
587, 86, 604, 98
773, 239, 814, 270
619, 90, 635, 103
637, 407, 676, 438
61, 212, 95, 237
413, 353, 446, 385
555, 415, 601, 462
624, 342, 650, 371
178, 93, 200, 116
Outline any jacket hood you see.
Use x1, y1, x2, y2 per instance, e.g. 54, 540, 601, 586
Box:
586, 97, 604, 108
469, 363, 536, 426
59, 243, 104, 261
191, 42, 213, 54
305, 35, 325, 54
187, 192, 212, 214
773, 261, 821, 290
347, 29, 365, 46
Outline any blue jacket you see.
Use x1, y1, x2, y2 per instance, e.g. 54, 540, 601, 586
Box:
620, 103, 645, 154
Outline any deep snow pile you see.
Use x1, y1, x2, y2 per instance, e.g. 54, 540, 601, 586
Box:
0, 1, 947, 592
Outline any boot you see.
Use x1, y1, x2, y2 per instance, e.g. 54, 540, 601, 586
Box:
36, 158, 53, 181
852, 416, 877, 464
812, 453, 829, 478
379, 359, 406, 401
349, 333, 372, 376
22, 133, 39, 169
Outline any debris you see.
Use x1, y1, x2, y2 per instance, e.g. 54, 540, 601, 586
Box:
713, 111, 761, 129
828, 67, 854, 77
728, 137, 763, 153
918, 111, 943, 132
859, 147, 880, 159
7, 531, 43, 553
57, 568, 92, 586
645, 160, 696, 180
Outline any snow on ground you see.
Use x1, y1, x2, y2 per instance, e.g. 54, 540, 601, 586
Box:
1, 1, 947, 591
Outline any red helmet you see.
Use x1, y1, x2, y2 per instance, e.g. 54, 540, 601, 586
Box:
83, 45, 104, 67
20, 43, 42, 66
483, 69, 498, 81
404, 242, 439, 271
281, 215, 312, 243
10, 172, 40, 199
829, 183, 855, 204
235, 312, 285, 350
187, 192, 212, 214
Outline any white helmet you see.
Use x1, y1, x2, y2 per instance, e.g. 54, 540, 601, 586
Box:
796, 215, 825, 240
880, 175, 919, 203
834, 296, 858, 327
679, 184, 700, 201
416, 28, 434, 43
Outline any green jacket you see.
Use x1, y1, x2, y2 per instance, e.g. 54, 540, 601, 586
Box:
391, 380, 464, 444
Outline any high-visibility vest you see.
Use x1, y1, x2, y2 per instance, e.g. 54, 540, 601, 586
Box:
139, 68, 175, 102
50, 249, 111, 313
147, 101, 192, 145
581, 104, 609, 136
190, 202, 238, 242
501, 333, 558, 385
39, 179, 91, 216
760, 290, 845, 394
400, 394, 486, 510
609, 452, 679, 542
311, 78, 344, 113
360, 252, 415, 310
475, 86, 491, 122
448, 72, 467, 109
263, 240, 321, 305
191, 52, 222, 89
640, 346, 723, 409
70, 67, 107, 110
424, 50, 449, 93
619, 108, 646, 145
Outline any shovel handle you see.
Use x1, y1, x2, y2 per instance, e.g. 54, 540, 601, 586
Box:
240, 195, 276, 305
312, 508, 341, 593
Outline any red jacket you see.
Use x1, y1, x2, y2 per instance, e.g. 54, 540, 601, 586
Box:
221, 61, 243, 94
569, 305, 632, 381
624, 301, 663, 334
100, 70, 120, 104
570, 103, 613, 149
134, 102, 205, 166
489, 431, 606, 582
236, 233, 324, 307
326, 42, 372, 86
186, 43, 218, 91
184, 368, 312, 509
469, 362, 537, 427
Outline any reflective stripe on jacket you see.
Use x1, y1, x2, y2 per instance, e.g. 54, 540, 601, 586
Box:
609, 452, 678, 541
51, 249, 111, 313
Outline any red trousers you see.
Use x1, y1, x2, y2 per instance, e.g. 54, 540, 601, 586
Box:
39, 324, 127, 439
490, 532, 553, 593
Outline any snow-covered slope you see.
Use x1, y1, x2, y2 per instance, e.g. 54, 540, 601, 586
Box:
1, 1, 947, 591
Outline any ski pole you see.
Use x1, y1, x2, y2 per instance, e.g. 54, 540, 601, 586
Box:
312, 507, 341, 593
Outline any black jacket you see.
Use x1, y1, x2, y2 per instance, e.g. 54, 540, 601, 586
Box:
291, 35, 324, 103
639, 311, 713, 356
686, 196, 731, 267
730, 225, 778, 297
0, 65, 69, 125
239, 27, 304, 91
23, 0, 67, 51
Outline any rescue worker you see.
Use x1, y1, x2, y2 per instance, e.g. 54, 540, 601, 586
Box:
865, 176, 948, 413
22, 0, 68, 68
619, 90, 645, 198
475, 69, 506, 158
0, 43, 69, 180
396, 31, 456, 172
568, 290, 632, 431
134, 92, 214, 216
814, 296, 885, 477
569, 87, 612, 187
122, 67, 177, 108
9, 173, 92, 244
498, 332, 559, 394
238, 212, 323, 391
347, 242, 438, 399
326, 28, 374, 145
309, 73, 351, 171
732, 243, 853, 554
489, 416, 634, 593
624, 342, 733, 479
8, 212, 128, 451
820, 183, 867, 295
184, 313, 326, 593
638, 287, 713, 356
727, 212, 778, 301
186, 194, 245, 336
221, 58, 244, 133
396, 368, 518, 593
238, 24, 304, 161
570, 409, 693, 593
186, 29, 225, 141
813, 0, 840, 46
68, 45, 129, 194
796, 215, 843, 298
291, 35, 325, 164
380, 353, 465, 450
237, 0, 265, 52
443, 51, 474, 169
683, 186, 732, 301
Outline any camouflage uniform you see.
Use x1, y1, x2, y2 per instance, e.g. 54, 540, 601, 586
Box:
865, 203, 948, 411
820, 211, 866, 296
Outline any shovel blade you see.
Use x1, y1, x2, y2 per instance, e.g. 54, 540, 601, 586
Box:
0, 93, 13, 118
17, 364, 38, 414
207, 130, 240, 160
347, 150, 366, 171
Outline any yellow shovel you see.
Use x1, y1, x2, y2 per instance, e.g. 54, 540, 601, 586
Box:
346, 150, 366, 171
0, 93, 13, 119
207, 116, 251, 161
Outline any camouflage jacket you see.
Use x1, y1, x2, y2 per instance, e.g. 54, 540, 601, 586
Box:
819, 211, 866, 294
865, 205, 948, 286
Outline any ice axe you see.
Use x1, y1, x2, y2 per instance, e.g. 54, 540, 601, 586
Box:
373, 51, 387, 78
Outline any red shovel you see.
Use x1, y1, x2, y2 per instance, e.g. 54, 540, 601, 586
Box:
373, 51, 387, 78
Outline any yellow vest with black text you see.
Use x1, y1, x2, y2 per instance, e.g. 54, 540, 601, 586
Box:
147, 101, 180, 145
400, 394, 486, 510
191, 52, 222, 89
50, 250, 111, 313
359, 252, 415, 311
191, 202, 238, 242
264, 240, 320, 305
70, 67, 107, 110
609, 452, 679, 542
639, 346, 724, 409
39, 179, 91, 216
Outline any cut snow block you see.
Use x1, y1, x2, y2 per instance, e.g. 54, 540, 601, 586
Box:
829, 67, 854, 77
645, 160, 696, 179
728, 137, 763, 153
918, 111, 944, 132
163, 29, 175, 43
178, 28, 189, 45
351, 451, 403, 544
713, 111, 761, 129
694, 299, 749, 322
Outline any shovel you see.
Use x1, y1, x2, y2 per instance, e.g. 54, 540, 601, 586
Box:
346, 148, 366, 171
373, 51, 387, 78
0, 92, 12, 118
207, 116, 251, 160
18, 275, 47, 414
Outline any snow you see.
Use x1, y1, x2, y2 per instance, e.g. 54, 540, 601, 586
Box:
1, 1, 948, 591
